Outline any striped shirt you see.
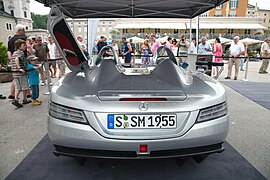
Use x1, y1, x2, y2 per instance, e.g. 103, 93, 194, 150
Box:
11, 50, 26, 78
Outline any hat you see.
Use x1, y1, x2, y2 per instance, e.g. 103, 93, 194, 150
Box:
27, 55, 39, 62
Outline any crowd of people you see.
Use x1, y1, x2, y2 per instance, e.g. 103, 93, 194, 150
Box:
1, 24, 269, 105
105, 35, 269, 80
0, 24, 66, 107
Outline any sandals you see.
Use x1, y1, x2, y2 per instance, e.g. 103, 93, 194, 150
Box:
22, 99, 32, 105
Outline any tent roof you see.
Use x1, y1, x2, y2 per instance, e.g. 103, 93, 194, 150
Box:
35, 0, 228, 18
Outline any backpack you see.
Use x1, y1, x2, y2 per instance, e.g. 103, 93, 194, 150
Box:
130, 43, 135, 53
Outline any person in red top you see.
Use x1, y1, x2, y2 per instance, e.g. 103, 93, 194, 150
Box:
213, 37, 223, 76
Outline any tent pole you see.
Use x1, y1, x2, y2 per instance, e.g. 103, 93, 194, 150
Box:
196, 16, 199, 50
242, 43, 249, 81
189, 18, 192, 43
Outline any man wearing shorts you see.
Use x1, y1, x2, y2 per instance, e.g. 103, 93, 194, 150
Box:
33, 37, 50, 86
48, 37, 57, 78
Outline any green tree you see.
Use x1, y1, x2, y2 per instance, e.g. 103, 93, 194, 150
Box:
31, 13, 48, 29
0, 42, 8, 66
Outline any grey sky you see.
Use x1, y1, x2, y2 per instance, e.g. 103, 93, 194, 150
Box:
248, 0, 270, 10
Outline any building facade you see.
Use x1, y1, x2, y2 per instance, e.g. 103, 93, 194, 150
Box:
247, 4, 270, 31
2, 0, 32, 29
66, 18, 117, 44
0, 1, 15, 45
208, 0, 248, 17
0, 0, 32, 45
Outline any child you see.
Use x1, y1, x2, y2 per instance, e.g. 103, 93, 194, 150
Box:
11, 39, 31, 108
27, 55, 42, 105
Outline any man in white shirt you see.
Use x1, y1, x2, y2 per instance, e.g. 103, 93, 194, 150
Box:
198, 37, 212, 54
112, 40, 119, 55
258, 38, 270, 74
225, 36, 245, 80
48, 37, 57, 78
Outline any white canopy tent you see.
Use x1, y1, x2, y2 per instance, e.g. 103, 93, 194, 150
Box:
226, 38, 264, 45
208, 37, 233, 44
127, 36, 145, 43
157, 36, 169, 43
114, 23, 266, 30
240, 38, 264, 45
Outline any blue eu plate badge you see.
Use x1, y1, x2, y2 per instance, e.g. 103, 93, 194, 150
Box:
108, 114, 114, 129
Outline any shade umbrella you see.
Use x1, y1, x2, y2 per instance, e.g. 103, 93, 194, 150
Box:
157, 36, 169, 43
208, 37, 233, 44
127, 36, 145, 43
240, 38, 263, 45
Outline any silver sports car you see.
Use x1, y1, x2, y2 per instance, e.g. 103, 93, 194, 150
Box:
47, 7, 229, 161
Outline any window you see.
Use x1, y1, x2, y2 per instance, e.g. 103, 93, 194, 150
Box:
25, 26, 28, 30
122, 29, 128, 33
174, 29, 179, 34
24, 11, 27, 18
229, 0, 238, 9
139, 28, 145, 33
84, 26, 87, 32
216, 4, 224, 9
155, 28, 160, 33
10, 10, 14, 16
229, 10, 237, 17
209, 29, 215, 33
78, 26, 81, 32
102, 26, 106, 32
244, 29, 250, 34
200, 11, 209, 17
214, 10, 222, 17
227, 29, 234, 34
6, 23, 12, 31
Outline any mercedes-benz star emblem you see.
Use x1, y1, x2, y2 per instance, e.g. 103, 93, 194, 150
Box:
139, 102, 148, 111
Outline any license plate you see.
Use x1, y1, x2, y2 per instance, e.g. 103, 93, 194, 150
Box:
107, 114, 177, 129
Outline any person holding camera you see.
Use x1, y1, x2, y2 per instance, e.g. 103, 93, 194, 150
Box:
177, 35, 189, 62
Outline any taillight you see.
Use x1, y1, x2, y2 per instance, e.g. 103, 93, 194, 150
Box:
140, 145, 148, 153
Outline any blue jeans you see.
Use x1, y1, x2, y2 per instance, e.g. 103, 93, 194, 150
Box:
31, 84, 39, 100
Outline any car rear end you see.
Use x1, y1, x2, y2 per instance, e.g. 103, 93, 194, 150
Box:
48, 86, 229, 159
